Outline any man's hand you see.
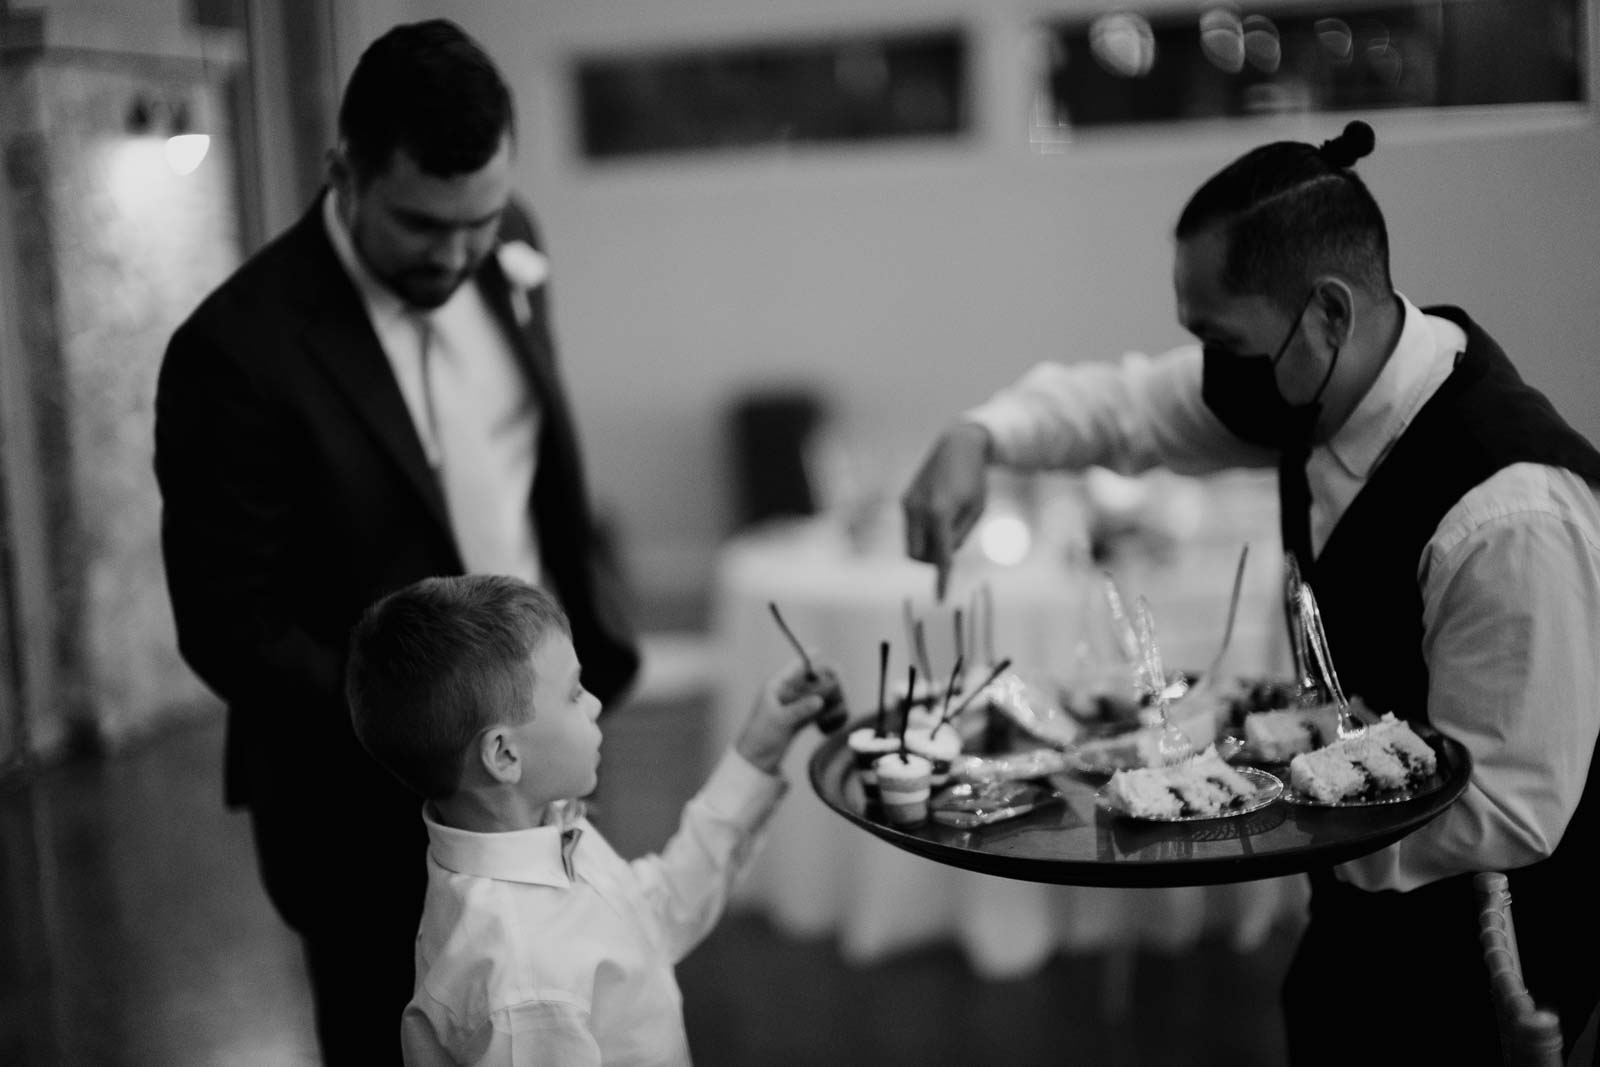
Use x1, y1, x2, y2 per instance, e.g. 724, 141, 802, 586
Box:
900, 421, 992, 601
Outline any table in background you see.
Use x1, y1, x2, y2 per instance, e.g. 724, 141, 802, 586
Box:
708, 494, 1306, 981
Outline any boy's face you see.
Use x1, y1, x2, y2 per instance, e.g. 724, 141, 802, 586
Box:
515, 633, 603, 803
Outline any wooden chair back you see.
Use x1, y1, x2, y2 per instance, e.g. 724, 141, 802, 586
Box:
1475, 871, 1565, 1067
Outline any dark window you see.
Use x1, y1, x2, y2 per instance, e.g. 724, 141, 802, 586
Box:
1038, 1, 1583, 131
575, 30, 969, 160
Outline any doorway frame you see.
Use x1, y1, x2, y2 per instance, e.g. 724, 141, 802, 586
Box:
0, 121, 57, 779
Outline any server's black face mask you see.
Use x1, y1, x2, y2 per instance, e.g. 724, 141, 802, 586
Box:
1200, 290, 1336, 448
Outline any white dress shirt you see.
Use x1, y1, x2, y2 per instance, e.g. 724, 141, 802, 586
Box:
401, 751, 786, 1066
966, 295, 1600, 891
322, 193, 542, 584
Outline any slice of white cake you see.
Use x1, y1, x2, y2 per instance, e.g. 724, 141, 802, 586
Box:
1242, 705, 1345, 761
1288, 714, 1438, 803
1105, 745, 1261, 819
1368, 714, 1439, 778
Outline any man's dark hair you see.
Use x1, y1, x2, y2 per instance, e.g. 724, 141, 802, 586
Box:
1175, 120, 1391, 312
346, 575, 571, 800
338, 18, 515, 182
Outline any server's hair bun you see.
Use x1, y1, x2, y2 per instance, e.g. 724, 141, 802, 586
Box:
1317, 120, 1376, 168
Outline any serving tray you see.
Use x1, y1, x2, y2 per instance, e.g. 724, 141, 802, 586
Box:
808, 717, 1470, 888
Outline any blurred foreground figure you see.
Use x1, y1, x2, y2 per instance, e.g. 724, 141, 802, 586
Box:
903, 121, 1600, 1065
154, 20, 638, 1063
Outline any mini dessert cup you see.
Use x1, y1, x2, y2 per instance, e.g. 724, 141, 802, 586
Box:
848, 728, 900, 802
904, 703, 945, 736
894, 675, 958, 734
909, 682, 996, 745
904, 725, 962, 788
874, 752, 933, 826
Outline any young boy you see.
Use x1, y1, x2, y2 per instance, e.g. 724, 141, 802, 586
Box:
346, 573, 844, 1066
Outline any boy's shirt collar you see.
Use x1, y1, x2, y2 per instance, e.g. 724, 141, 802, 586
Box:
421, 799, 586, 887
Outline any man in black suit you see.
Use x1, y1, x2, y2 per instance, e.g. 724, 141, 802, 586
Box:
153, 20, 638, 1063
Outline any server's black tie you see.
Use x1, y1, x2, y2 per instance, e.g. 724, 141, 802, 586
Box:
1278, 428, 1315, 573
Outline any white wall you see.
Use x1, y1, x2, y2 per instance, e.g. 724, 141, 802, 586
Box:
350, 1, 1600, 600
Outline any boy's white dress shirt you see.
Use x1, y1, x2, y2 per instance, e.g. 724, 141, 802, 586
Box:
401, 751, 785, 1066
965, 295, 1600, 891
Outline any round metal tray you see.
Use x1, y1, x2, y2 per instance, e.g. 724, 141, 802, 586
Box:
809, 718, 1471, 888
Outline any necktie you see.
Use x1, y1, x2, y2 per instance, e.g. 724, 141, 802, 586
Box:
1277, 413, 1316, 574
413, 313, 443, 466
414, 312, 514, 573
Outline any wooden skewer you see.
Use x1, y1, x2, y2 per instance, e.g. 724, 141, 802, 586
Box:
900, 664, 917, 757
901, 599, 919, 669
767, 602, 817, 678
875, 640, 890, 737
935, 654, 966, 734
967, 590, 981, 668
912, 618, 934, 688
947, 657, 1013, 721
980, 583, 997, 665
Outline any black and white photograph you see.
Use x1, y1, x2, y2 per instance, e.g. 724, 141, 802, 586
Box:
2, 2, 1596, 1064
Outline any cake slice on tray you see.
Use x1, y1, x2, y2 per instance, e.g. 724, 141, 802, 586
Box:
1287, 713, 1439, 803
1241, 704, 1347, 761
1103, 745, 1265, 819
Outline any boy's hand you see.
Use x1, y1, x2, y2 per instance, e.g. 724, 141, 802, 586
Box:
735, 658, 849, 775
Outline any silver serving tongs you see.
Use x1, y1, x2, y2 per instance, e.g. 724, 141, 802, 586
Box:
960, 584, 998, 671
1291, 575, 1365, 742
1132, 596, 1194, 765
1283, 552, 1320, 703
1101, 571, 1143, 667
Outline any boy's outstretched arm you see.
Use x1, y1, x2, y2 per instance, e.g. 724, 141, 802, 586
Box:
631, 656, 846, 961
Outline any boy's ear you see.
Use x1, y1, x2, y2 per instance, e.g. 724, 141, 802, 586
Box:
478, 726, 523, 785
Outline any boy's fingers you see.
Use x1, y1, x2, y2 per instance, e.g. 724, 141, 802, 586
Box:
776, 667, 812, 702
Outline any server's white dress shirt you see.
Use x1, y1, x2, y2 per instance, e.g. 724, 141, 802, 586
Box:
400, 751, 786, 1066
323, 193, 542, 583
965, 295, 1600, 891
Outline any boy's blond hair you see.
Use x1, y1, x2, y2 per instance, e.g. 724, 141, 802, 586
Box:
347, 575, 570, 798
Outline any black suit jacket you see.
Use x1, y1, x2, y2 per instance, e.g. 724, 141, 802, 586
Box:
154, 194, 639, 821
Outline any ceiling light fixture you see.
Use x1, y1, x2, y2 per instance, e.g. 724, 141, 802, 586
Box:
124, 92, 209, 175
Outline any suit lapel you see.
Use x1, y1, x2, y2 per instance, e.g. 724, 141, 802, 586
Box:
478, 253, 579, 492
289, 199, 454, 536
478, 253, 557, 406
479, 239, 590, 601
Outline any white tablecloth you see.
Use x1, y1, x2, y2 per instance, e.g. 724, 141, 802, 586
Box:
708, 501, 1309, 980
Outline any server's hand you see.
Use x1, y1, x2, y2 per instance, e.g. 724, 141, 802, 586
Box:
901, 421, 992, 601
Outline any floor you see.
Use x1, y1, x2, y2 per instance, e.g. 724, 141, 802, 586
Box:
0, 687, 1302, 1066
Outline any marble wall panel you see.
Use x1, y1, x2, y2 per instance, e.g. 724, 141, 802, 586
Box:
4, 50, 240, 753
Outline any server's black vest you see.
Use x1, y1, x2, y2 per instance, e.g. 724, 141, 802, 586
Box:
1208, 305, 1600, 923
